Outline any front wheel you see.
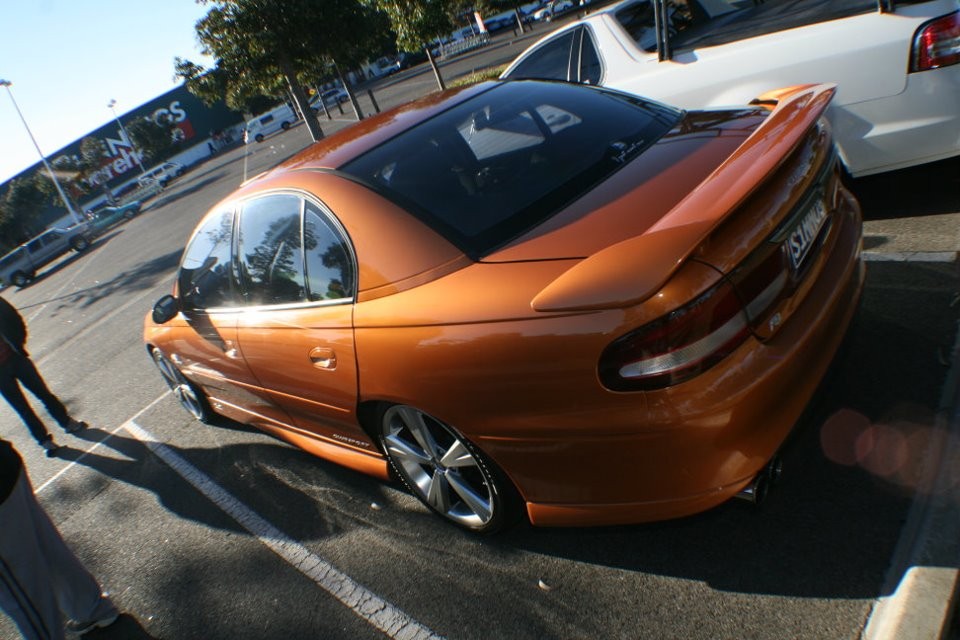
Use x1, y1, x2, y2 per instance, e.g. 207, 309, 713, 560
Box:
71, 236, 90, 252
378, 405, 520, 534
11, 271, 31, 287
151, 348, 213, 423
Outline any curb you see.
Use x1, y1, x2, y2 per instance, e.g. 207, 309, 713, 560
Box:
863, 286, 960, 639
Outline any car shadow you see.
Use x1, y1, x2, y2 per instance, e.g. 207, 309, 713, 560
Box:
849, 156, 960, 221
55, 422, 398, 545
45, 249, 183, 311
150, 174, 226, 212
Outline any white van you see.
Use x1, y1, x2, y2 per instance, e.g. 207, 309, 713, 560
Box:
244, 104, 297, 144
136, 162, 183, 188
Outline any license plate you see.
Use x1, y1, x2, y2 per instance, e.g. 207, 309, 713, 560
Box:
785, 195, 828, 271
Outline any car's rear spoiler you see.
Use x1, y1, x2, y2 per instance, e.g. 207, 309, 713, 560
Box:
531, 83, 836, 312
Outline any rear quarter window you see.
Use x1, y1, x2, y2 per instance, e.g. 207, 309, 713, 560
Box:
619, 0, 912, 52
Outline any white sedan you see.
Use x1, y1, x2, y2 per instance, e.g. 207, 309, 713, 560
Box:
502, 0, 960, 177
533, 0, 576, 21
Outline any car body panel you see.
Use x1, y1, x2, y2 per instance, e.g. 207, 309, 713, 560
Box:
89, 200, 142, 234
502, 0, 960, 176
528, 84, 836, 310
145, 80, 863, 528
235, 304, 366, 443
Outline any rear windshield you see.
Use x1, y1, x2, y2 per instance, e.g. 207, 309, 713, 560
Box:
340, 81, 680, 257
618, 0, 929, 52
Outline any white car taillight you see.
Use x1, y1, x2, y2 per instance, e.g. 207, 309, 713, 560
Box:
911, 10, 960, 72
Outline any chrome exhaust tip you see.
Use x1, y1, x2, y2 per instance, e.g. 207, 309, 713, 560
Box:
735, 456, 782, 505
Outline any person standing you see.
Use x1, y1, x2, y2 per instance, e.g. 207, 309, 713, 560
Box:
0, 437, 119, 639
0, 296, 86, 457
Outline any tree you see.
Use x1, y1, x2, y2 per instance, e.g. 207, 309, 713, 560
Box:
176, 0, 388, 141
369, 0, 457, 90
0, 175, 49, 246
127, 118, 180, 164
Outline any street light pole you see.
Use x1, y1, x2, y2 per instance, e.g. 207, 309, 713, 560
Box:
107, 98, 148, 179
0, 79, 82, 225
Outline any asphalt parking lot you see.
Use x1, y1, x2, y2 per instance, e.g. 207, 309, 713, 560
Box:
0, 46, 958, 639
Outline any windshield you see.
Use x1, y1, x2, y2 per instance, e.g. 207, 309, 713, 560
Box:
340, 81, 680, 257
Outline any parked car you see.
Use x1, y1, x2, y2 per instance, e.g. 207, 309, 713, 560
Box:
145, 79, 863, 534
396, 50, 427, 69
533, 0, 575, 21
0, 224, 94, 287
310, 88, 349, 111
502, 0, 960, 177
136, 162, 183, 188
87, 200, 142, 235
244, 104, 297, 144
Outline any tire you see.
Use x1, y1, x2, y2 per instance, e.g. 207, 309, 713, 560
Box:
255, 134, 265, 143
11, 271, 30, 287
378, 404, 520, 534
281, 121, 291, 131
151, 348, 214, 423
71, 236, 90, 252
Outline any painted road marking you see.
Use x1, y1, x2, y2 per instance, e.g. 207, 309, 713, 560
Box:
35, 389, 441, 639
862, 251, 957, 263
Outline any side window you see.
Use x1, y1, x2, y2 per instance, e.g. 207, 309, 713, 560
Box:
179, 208, 239, 310
615, 2, 658, 52
579, 29, 602, 85
237, 194, 306, 306
505, 30, 576, 81
303, 203, 354, 302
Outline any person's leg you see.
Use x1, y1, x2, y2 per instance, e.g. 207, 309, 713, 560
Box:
10, 355, 74, 431
0, 471, 68, 640
25, 481, 116, 627
0, 363, 53, 446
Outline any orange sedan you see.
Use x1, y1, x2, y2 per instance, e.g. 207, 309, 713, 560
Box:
145, 80, 863, 533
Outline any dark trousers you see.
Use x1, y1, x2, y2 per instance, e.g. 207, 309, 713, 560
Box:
0, 354, 70, 445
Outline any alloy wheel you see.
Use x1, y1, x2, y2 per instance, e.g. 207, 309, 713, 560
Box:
152, 349, 210, 422
380, 405, 514, 533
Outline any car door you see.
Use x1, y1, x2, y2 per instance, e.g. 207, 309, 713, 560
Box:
28, 233, 59, 266
172, 206, 290, 426
232, 193, 371, 450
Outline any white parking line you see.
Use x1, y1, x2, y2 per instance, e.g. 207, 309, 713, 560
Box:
123, 419, 442, 640
862, 251, 958, 263
37, 390, 442, 639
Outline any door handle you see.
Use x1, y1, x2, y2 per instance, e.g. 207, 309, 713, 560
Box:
309, 347, 337, 370
223, 340, 241, 360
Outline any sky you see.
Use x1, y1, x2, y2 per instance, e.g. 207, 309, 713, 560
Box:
0, 0, 215, 185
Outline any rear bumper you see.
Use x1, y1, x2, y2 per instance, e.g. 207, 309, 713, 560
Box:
834, 64, 960, 176
517, 191, 865, 527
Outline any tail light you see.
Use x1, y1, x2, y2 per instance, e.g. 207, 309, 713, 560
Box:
598, 279, 750, 391
911, 11, 960, 72
729, 246, 790, 329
